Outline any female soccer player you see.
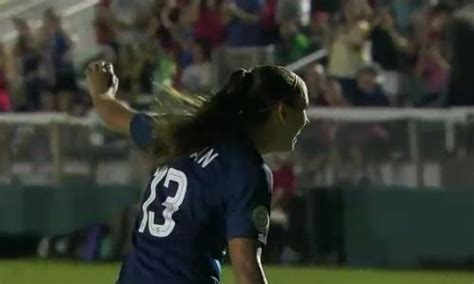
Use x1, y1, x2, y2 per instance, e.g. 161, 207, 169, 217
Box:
86, 61, 309, 284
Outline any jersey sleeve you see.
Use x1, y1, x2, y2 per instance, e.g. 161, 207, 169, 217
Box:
225, 161, 272, 245
129, 113, 155, 150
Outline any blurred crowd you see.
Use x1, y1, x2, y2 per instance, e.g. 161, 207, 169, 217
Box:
305, 0, 466, 108
1, 0, 473, 264
0, 7, 85, 114
0, 0, 472, 116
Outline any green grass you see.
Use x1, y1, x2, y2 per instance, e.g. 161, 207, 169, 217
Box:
0, 259, 473, 284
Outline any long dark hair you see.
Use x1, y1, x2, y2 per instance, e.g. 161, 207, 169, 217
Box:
152, 65, 305, 166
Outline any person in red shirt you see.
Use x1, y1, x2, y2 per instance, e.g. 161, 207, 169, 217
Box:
0, 42, 11, 183
192, 0, 226, 48
260, 0, 279, 45
272, 154, 297, 211
266, 153, 300, 263
0, 42, 11, 112
93, 0, 118, 48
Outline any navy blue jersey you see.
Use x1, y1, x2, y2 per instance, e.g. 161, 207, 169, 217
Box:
118, 113, 273, 284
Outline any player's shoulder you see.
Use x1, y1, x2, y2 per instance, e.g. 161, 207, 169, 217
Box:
129, 112, 158, 150
216, 142, 271, 185
214, 142, 263, 170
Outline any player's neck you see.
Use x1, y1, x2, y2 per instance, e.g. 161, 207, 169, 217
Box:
248, 127, 271, 156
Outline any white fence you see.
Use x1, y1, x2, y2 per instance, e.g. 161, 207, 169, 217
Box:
2, 108, 474, 188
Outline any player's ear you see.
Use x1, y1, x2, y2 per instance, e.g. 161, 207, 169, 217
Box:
276, 102, 289, 127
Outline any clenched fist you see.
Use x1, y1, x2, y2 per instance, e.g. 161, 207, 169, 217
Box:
85, 61, 119, 97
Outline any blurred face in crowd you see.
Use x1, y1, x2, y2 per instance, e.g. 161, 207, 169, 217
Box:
280, 22, 298, 40
304, 64, 325, 103
356, 71, 378, 93
310, 12, 330, 36
343, 0, 372, 23
203, 0, 218, 9
13, 19, 31, 37
378, 7, 394, 28
192, 41, 211, 63
431, 12, 450, 33
44, 17, 61, 35
324, 79, 346, 106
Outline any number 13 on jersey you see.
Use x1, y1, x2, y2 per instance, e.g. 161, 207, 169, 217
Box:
139, 167, 188, 237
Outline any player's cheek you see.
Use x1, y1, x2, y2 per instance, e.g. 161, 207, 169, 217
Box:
295, 114, 305, 131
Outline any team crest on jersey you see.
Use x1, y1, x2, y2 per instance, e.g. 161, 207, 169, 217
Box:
252, 206, 269, 234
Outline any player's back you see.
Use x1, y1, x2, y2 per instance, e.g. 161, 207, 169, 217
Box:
117, 142, 272, 284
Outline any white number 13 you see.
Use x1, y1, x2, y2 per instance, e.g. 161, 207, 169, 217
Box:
138, 167, 188, 237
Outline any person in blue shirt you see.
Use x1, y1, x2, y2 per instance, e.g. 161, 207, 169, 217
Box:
85, 61, 309, 284
225, 0, 263, 46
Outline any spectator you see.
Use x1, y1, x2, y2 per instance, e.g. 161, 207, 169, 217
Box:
191, 0, 226, 48
390, 0, 423, 34
271, 154, 297, 211
225, 0, 263, 46
304, 63, 326, 106
445, 4, 474, 106
0, 42, 11, 112
260, 0, 279, 45
12, 18, 43, 111
411, 3, 454, 57
93, 0, 120, 63
124, 1, 156, 44
371, 7, 410, 70
41, 10, 79, 105
370, 6, 410, 98
426, 3, 454, 45
266, 153, 298, 263
275, 21, 310, 65
308, 11, 331, 50
0, 118, 11, 182
316, 76, 349, 107
327, 0, 373, 82
168, 1, 199, 75
312, 77, 351, 185
349, 64, 390, 106
277, 0, 309, 26
117, 43, 146, 97
152, 0, 181, 51
148, 41, 177, 89
146, 1, 191, 86
415, 4, 454, 105
112, 0, 156, 27
414, 43, 450, 106
180, 39, 212, 92
0, 88, 11, 181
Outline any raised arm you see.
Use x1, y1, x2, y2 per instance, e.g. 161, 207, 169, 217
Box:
85, 61, 136, 135
225, 1, 259, 24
